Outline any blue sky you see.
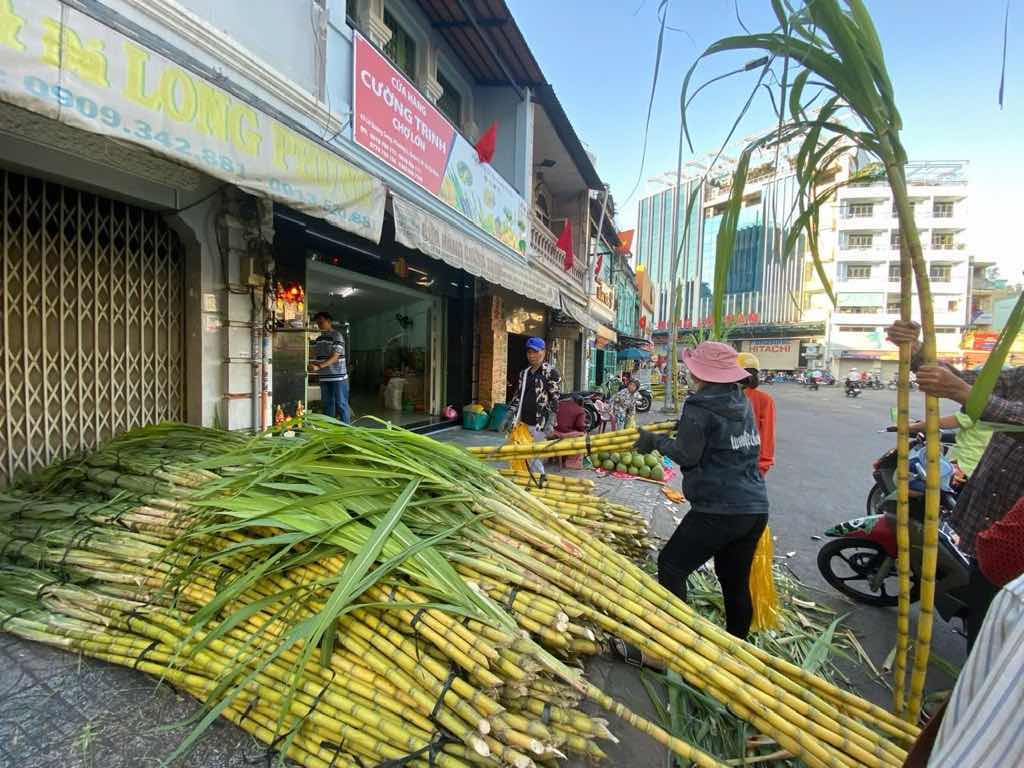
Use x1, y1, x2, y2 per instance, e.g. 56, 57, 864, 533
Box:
507, 0, 1023, 277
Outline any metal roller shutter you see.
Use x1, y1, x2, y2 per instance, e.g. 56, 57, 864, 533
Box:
1, 170, 185, 485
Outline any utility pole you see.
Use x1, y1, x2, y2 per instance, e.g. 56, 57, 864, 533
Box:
664, 113, 687, 414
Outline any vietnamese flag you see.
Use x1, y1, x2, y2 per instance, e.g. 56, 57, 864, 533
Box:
556, 219, 574, 271
475, 121, 498, 164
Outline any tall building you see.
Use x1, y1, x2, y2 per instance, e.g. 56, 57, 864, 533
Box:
635, 154, 817, 371
804, 158, 972, 379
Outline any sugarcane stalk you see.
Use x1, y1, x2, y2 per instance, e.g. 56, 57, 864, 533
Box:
886, 154, 941, 723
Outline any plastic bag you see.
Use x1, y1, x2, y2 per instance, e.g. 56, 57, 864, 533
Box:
749, 525, 780, 632
507, 421, 534, 474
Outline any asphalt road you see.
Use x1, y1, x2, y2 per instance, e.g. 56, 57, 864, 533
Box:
748, 380, 965, 706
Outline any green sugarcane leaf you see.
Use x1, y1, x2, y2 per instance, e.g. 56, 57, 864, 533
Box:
802, 613, 847, 674
711, 147, 753, 337
966, 291, 1024, 421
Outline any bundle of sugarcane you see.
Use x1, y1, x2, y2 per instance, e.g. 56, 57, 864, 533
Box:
467, 422, 676, 462
0, 419, 918, 767
517, 484, 652, 559
0, 422, 718, 768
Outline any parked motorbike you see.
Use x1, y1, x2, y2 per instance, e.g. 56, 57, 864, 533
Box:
817, 434, 969, 632
563, 391, 604, 433
865, 428, 958, 515
616, 381, 654, 413
866, 375, 885, 390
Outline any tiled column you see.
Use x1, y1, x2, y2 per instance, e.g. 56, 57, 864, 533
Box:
477, 295, 507, 407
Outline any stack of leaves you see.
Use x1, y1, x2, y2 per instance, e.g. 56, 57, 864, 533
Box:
0, 419, 918, 768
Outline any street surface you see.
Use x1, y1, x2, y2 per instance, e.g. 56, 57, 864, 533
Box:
0, 385, 966, 767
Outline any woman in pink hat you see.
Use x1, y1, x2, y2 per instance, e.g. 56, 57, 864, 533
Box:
634, 340, 769, 639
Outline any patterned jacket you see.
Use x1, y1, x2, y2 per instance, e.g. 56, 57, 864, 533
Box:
509, 362, 561, 430
915, 361, 1024, 556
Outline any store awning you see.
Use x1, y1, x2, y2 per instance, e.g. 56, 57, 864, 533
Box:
392, 195, 560, 310
558, 294, 601, 334
595, 324, 617, 342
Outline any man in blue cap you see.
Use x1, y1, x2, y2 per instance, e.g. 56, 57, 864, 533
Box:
503, 337, 561, 477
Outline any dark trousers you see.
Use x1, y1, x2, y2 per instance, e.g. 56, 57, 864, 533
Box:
320, 379, 349, 423
658, 511, 768, 639
965, 560, 999, 653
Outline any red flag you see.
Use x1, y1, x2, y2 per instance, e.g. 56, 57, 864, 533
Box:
556, 219, 574, 271
474, 121, 498, 164
594, 251, 603, 277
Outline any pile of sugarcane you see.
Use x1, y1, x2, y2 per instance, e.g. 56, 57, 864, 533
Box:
0, 419, 918, 767
468, 422, 676, 462
499, 470, 652, 558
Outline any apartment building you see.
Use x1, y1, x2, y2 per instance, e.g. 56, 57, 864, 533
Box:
806, 160, 971, 379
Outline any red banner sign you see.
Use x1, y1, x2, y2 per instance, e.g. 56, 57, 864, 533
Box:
353, 34, 454, 193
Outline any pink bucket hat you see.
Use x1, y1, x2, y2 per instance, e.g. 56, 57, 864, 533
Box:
682, 341, 749, 384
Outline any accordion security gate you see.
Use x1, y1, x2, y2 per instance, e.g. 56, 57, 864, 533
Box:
0, 169, 185, 486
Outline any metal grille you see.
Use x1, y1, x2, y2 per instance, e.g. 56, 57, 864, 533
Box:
1, 170, 184, 485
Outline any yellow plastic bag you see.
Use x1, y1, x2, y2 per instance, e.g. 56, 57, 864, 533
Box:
749, 525, 780, 632
507, 421, 534, 474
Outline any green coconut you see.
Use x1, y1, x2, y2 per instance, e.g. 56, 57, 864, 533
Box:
645, 454, 659, 467
650, 464, 665, 481
615, 463, 628, 473
602, 459, 615, 471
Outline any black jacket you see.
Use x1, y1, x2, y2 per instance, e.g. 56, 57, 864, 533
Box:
653, 383, 769, 516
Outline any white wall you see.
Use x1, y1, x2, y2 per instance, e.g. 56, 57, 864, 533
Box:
173, 0, 322, 94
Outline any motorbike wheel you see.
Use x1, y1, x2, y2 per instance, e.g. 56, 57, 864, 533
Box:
636, 390, 653, 413
866, 483, 887, 516
817, 538, 919, 607
582, 403, 600, 433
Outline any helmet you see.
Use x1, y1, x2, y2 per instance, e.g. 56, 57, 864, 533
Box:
736, 352, 760, 370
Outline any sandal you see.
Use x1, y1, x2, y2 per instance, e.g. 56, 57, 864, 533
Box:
611, 637, 648, 668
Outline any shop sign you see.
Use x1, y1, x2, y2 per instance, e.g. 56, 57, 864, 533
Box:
353, 33, 529, 256
391, 194, 557, 310
746, 339, 799, 370
0, 1, 387, 241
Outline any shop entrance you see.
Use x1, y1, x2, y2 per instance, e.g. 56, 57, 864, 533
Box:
307, 261, 443, 427
505, 333, 531, 403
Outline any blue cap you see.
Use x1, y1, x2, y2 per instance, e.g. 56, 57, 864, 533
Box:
526, 337, 545, 351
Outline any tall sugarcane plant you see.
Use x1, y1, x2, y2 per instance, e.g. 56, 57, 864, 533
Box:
675, 0, 946, 719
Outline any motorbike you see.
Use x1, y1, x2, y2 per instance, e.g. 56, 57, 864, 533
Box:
616, 380, 653, 413
562, 391, 604, 433
845, 380, 862, 398
866, 376, 885, 390
865, 428, 958, 515
818, 434, 969, 632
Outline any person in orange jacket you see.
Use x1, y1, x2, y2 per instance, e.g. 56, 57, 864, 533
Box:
736, 352, 775, 476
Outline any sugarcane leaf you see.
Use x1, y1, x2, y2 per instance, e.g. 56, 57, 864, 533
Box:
965, 292, 1024, 421
802, 613, 846, 673
711, 147, 753, 337
317, 478, 420, 661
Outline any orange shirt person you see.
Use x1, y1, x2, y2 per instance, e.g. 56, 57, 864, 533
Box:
736, 353, 775, 476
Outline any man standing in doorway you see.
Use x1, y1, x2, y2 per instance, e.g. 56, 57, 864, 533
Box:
504, 337, 561, 478
309, 311, 349, 423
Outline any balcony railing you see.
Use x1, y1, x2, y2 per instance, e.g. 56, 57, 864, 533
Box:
529, 213, 588, 289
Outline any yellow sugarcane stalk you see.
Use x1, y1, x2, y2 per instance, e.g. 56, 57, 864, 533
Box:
893, 241, 912, 715
889, 163, 941, 722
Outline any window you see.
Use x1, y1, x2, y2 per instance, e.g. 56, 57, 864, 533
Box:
839, 304, 881, 314
888, 262, 901, 282
844, 202, 874, 218
931, 232, 955, 250
838, 325, 878, 333
844, 233, 874, 250
929, 263, 952, 282
383, 10, 417, 80
890, 230, 901, 250
436, 71, 462, 127
936, 327, 961, 334
947, 299, 960, 313
933, 201, 954, 218
844, 264, 872, 280
887, 295, 901, 314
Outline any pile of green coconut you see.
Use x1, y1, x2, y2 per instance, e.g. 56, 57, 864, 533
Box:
594, 450, 665, 480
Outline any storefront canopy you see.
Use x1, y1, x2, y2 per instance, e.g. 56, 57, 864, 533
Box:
392, 195, 560, 310
618, 348, 650, 360
595, 324, 617, 343
559, 294, 601, 334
